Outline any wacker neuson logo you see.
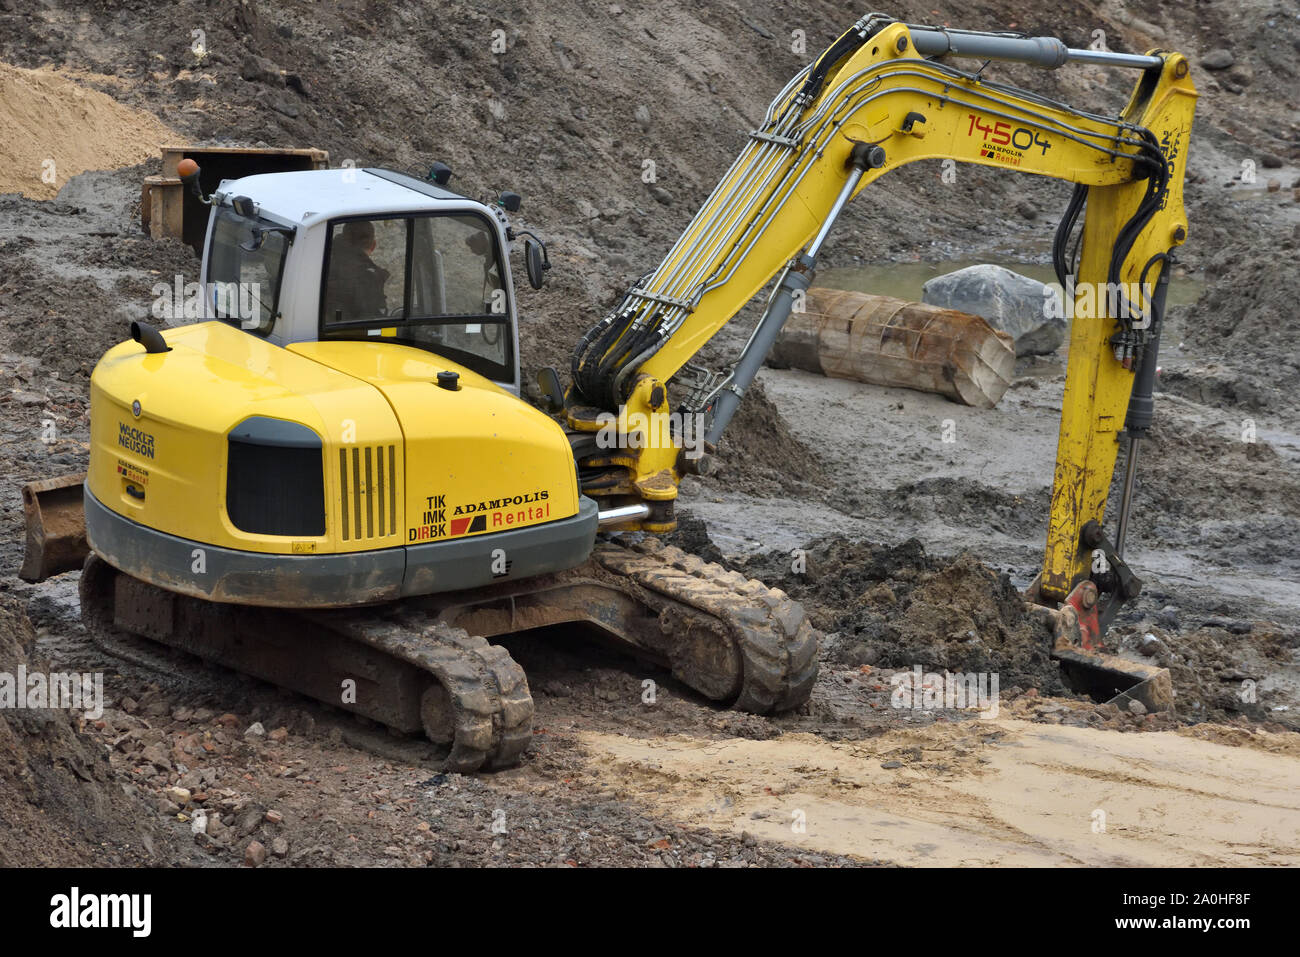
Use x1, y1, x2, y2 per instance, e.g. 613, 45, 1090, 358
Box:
49, 887, 151, 937
117, 421, 156, 459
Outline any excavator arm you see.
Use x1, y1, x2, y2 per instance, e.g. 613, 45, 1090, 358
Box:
568, 14, 1195, 653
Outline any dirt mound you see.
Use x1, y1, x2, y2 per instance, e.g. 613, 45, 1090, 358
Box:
737, 536, 1068, 694
0, 62, 174, 199
740, 530, 1298, 726
709, 379, 828, 496
1164, 623, 1297, 727
887, 554, 1061, 685
1109, 619, 1299, 731
0, 594, 171, 865
1173, 238, 1300, 413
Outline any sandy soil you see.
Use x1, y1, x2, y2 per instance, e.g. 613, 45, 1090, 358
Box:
571, 720, 1300, 866
1, 0, 1298, 867
0, 62, 175, 199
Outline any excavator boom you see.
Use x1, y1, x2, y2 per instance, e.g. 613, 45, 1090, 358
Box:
567, 14, 1195, 707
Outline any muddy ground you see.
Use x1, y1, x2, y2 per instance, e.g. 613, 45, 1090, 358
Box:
1, 0, 1299, 867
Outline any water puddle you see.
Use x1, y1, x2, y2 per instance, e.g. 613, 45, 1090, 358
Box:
818, 260, 1206, 308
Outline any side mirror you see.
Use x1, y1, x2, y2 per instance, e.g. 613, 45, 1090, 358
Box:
536, 367, 564, 412
524, 236, 549, 290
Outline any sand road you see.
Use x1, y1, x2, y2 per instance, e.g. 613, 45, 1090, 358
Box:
571, 720, 1300, 866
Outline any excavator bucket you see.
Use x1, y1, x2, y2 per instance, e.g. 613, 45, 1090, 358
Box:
19, 473, 88, 583
1052, 646, 1173, 714
1027, 579, 1174, 714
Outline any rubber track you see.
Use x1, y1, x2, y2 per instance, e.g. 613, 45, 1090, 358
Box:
592, 538, 818, 713
79, 555, 214, 686
313, 609, 534, 773
82, 555, 533, 774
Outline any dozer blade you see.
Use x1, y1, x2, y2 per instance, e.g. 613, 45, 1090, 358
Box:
19, 473, 88, 583
1028, 579, 1173, 714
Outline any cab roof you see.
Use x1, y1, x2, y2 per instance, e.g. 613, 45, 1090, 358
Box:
213, 168, 472, 227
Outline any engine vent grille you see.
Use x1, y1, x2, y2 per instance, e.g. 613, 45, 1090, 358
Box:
338, 444, 397, 541
226, 418, 325, 537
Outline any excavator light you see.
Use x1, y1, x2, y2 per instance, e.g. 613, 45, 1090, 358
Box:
177, 158, 213, 205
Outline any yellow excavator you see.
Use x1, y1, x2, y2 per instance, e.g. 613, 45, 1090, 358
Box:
20, 14, 1193, 768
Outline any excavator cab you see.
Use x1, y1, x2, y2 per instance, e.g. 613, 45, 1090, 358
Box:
23, 163, 600, 609
200, 166, 525, 394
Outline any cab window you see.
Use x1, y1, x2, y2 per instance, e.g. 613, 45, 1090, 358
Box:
207, 206, 288, 334
320, 212, 512, 382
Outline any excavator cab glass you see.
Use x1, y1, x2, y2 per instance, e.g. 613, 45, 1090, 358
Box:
320, 211, 513, 381
207, 205, 288, 335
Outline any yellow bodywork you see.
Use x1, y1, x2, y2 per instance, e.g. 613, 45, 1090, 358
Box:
577, 19, 1196, 602
88, 321, 580, 556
